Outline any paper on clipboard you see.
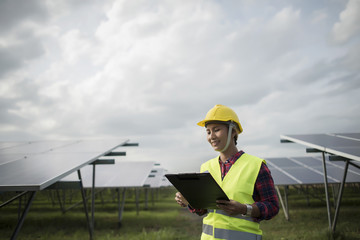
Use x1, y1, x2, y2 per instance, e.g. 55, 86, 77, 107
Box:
165, 172, 229, 209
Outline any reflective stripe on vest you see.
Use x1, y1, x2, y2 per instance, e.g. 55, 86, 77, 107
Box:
208, 209, 254, 222
203, 224, 262, 240
203, 223, 213, 235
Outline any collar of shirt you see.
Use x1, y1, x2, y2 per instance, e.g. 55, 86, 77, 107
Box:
219, 150, 244, 179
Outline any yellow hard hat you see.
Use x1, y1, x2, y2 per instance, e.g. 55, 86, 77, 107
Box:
197, 104, 243, 134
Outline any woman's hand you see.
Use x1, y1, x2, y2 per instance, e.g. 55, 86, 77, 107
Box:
175, 192, 189, 207
216, 200, 246, 215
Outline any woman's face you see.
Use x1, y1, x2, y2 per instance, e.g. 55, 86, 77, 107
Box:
206, 123, 229, 151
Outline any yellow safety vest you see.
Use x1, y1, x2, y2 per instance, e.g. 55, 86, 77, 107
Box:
200, 153, 265, 240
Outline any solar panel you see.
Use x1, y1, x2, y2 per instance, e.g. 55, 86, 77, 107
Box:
0, 141, 29, 150
329, 146, 360, 161
0, 141, 79, 165
0, 153, 26, 165
0, 139, 134, 240
60, 161, 155, 188
279, 133, 360, 232
280, 133, 360, 161
160, 171, 172, 187
266, 156, 360, 186
143, 167, 168, 188
0, 140, 78, 154
0, 139, 129, 191
334, 133, 360, 141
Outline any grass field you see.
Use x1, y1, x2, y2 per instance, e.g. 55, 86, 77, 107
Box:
0, 185, 359, 240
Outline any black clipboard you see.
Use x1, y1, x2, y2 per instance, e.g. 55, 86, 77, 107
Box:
165, 172, 229, 209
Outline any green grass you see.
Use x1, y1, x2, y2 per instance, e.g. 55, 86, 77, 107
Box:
1, 186, 359, 240
262, 186, 360, 240
0, 188, 202, 240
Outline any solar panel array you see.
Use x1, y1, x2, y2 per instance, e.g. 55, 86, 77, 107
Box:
279, 132, 360, 232
266, 156, 360, 186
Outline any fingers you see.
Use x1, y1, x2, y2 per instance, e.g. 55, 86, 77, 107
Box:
175, 192, 187, 207
216, 200, 242, 215
175, 192, 183, 199
216, 200, 230, 205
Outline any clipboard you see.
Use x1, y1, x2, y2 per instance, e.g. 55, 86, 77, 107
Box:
165, 172, 229, 209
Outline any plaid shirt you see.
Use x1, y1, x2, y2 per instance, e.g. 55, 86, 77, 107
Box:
190, 151, 279, 222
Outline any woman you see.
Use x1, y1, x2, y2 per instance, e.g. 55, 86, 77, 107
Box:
175, 104, 279, 240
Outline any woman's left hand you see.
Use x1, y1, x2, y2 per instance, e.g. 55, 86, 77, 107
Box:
175, 192, 189, 207
216, 200, 245, 215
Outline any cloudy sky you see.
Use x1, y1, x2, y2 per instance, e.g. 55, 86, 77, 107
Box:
0, 0, 359, 173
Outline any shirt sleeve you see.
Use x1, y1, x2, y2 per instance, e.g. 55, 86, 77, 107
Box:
187, 205, 208, 216
253, 163, 279, 221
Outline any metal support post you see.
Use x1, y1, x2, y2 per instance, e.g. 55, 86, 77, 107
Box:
17, 194, 22, 220
135, 188, 140, 216
276, 186, 289, 221
77, 170, 93, 240
305, 185, 310, 206
321, 152, 332, 231
284, 186, 289, 219
331, 184, 340, 208
56, 189, 65, 213
145, 188, 149, 210
151, 188, 155, 206
0, 191, 28, 209
11, 191, 36, 240
332, 159, 349, 233
118, 188, 127, 227
92, 164, 96, 230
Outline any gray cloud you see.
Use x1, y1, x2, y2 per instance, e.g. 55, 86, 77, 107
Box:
0, 77, 49, 127
0, 0, 359, 172
0, 0, 47, 33
0, 37, 44, 77
332, 0, 360, 44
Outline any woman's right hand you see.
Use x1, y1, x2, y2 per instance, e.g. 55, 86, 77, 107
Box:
175, 192, 189, 207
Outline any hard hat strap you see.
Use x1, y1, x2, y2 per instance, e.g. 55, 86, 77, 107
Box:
218, 122, 235, 153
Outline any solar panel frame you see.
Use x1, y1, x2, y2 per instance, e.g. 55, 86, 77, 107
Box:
334, 133, 360, 141
280, 133, 360, 161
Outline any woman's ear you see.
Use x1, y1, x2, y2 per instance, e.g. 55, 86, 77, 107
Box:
231, 128, 238, 145
231, 128, 237, 137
